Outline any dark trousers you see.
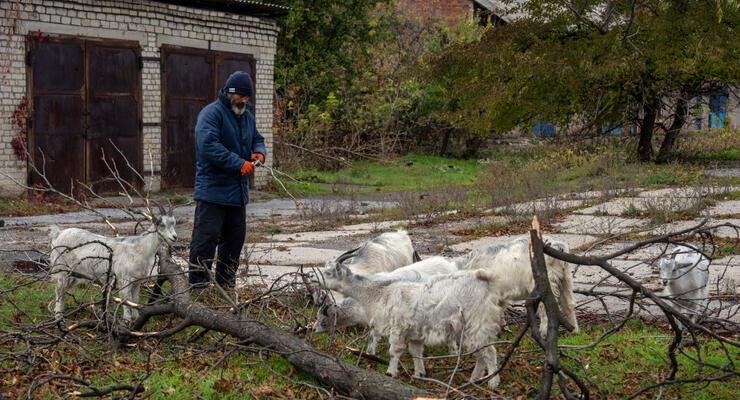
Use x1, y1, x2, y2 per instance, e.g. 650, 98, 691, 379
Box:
188, 200, 246, 286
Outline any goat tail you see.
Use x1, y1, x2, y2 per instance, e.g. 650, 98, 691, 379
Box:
49, 225, 62, 244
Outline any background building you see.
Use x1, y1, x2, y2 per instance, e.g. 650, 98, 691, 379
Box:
0, 0, 286, 197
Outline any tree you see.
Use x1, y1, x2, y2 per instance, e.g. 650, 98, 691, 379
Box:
269, 0, 391, 104
426, 0, 739, 162
268, 1, 492, 163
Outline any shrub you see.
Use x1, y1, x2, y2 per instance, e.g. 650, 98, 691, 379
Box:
676, 128, 740, 159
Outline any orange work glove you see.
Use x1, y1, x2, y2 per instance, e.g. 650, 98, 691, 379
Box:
240, 160, 255, 175
251, 153, 264, 166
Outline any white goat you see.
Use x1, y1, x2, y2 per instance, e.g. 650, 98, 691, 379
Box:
655, 245, 710, 323
319, 263, 504, 388
314, 256, 458, 354
49, 208, 177, 322
326, 229, 419, 276
311, 229, 418, 308
455, 236, 579, 338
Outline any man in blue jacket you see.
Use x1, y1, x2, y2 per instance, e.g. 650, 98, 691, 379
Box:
188, 71, 266, 290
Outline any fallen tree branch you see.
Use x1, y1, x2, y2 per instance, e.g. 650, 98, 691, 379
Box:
150, 248, 431, 399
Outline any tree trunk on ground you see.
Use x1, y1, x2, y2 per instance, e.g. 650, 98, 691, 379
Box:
655, 95, 688, 164
151, 249, 431, 400
637, 95, 661, 162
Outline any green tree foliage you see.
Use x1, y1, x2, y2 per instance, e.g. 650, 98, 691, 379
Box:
426, 0, 739, 162
270, 0, 390, 99
267, 1, 493, 167
269, 0, 403, 167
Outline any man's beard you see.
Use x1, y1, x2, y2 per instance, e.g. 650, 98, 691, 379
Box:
230, 98, 246, 116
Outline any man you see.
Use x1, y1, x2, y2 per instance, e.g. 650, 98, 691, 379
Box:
188, 70, 266, 290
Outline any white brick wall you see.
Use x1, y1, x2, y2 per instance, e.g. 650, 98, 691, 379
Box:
0, 0, 278, 197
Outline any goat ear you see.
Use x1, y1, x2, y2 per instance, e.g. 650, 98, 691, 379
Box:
157, 203, 167, 217
336, 263, 348, 276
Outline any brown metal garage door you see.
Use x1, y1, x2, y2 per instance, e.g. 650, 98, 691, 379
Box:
161, 45, 256, 189
28, 35, 141, 194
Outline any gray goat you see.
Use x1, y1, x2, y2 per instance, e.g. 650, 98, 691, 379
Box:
318, 262, 504, 388
49, 205, 177, 322
655, 245, 710, 323
324, 229, 420, 277
311, 229, 419, 312
313, 255, 457, 354
455, 236, 579, 337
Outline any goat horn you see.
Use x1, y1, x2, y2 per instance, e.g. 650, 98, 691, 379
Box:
151, 200, 166, 217
335, 246, 361, 264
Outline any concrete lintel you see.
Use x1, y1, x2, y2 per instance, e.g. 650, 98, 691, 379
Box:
156, 34, 209, 50
22, 21, 148, 45
209, 41, 262, 59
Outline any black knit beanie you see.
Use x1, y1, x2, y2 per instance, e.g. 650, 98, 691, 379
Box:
224, 71, 253, 97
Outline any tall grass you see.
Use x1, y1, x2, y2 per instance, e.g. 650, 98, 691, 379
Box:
676, 128, 740, 161
269, 137, 740, 226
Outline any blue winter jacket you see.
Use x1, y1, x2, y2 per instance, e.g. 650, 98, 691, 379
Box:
193, 90, 266, 206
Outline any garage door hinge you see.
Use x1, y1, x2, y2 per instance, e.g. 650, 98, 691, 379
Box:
25, 50, 34, 66
137, 55, 143, 70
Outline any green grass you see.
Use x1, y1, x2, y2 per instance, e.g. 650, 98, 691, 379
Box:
0, 273, 321, 399
716, 190, 740, 201
2, 272, 739, 399
645, 170, 677, 185
265, 142, 740, 227
93, 353, 316, 399
698, 149, 740, 160
553, 320, 740, 399
0, 274, 53, 323
717, 242, 740, 258
275, 153, 486, 196
621, 204, 643, 218
0, 272, 137, 325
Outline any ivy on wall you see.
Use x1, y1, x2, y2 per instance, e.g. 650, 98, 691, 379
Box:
9, 95, 29, 162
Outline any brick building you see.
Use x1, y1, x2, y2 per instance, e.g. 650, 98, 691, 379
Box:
0, 0, 286, 197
